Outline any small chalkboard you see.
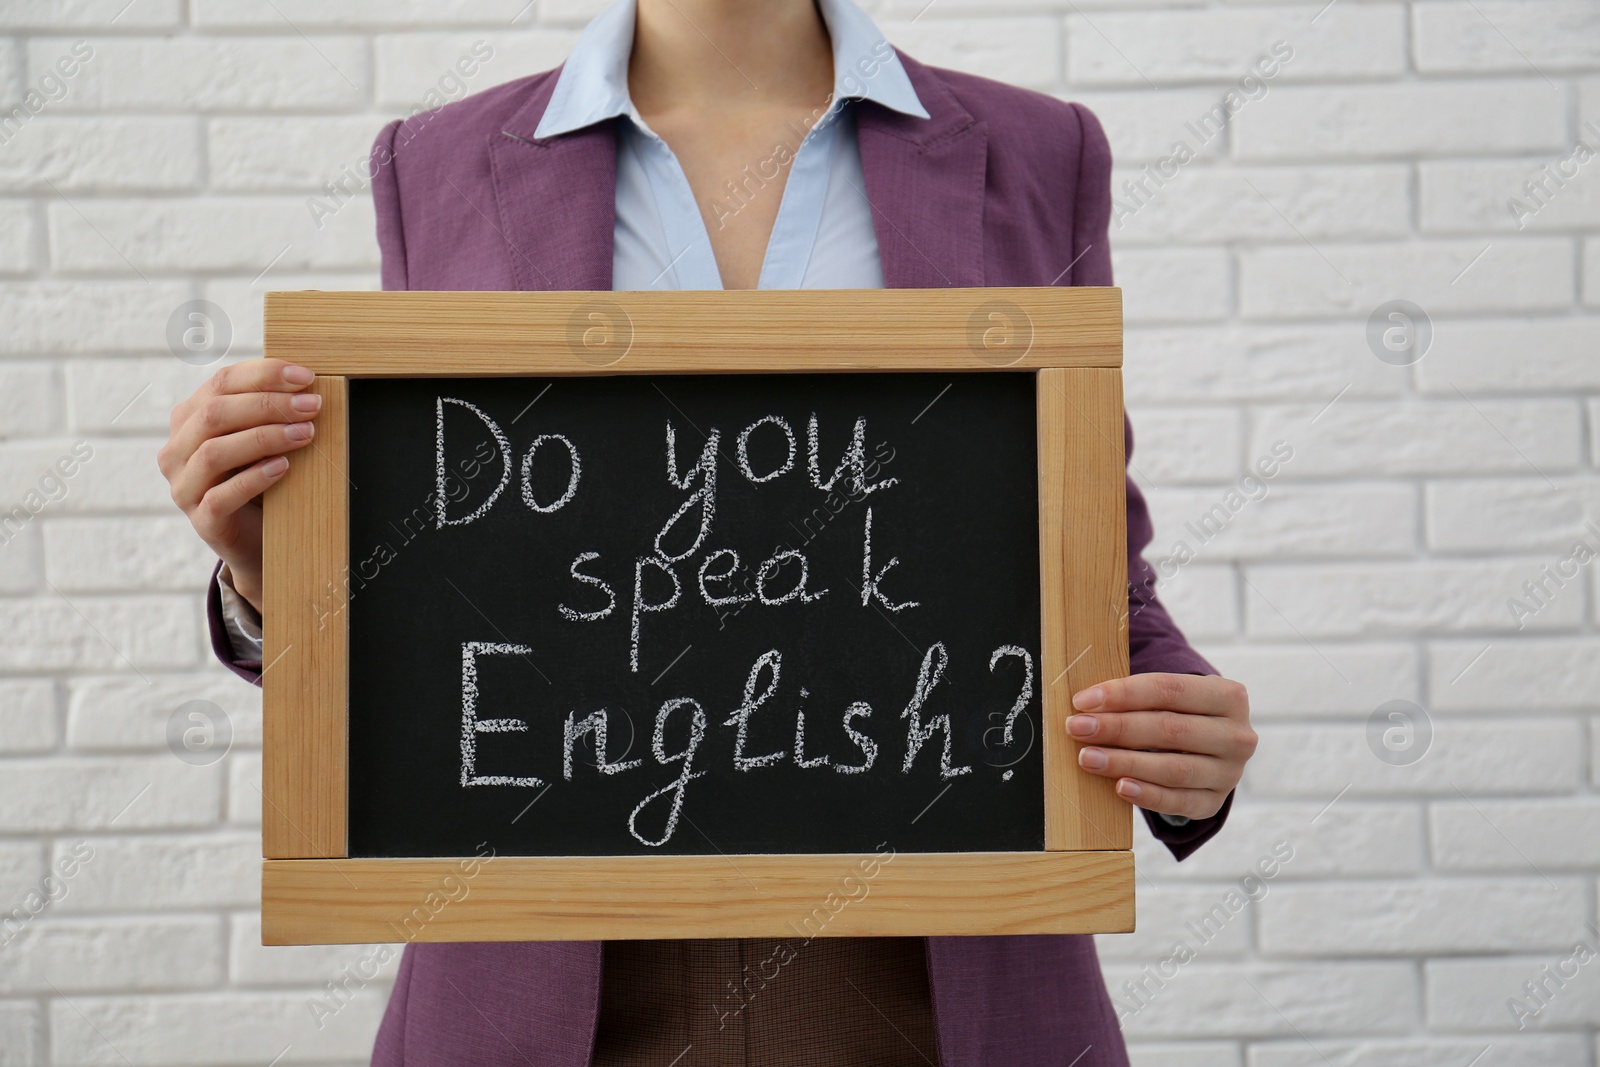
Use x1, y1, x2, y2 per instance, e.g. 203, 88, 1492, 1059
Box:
347, 371, 1042, 858
259, 288, 1134, 945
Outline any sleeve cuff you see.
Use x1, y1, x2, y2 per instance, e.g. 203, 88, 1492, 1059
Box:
216, 563, 265, 661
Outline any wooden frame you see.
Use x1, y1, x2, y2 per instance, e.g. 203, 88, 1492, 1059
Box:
260, 287, 1131, 945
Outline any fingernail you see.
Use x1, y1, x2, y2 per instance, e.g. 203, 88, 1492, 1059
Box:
1117, 779, 1142, 799
282, 364, 314, 385
1067, 715, 1097, 737
1072, 687, 1104, 711
290, 393, 322, 413
1078, 747, 1107, 770
284, 421, 314, 441
263, 456, 289, 476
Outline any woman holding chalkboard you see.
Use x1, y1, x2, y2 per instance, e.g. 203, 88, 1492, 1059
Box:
158, 0, 1258, 1063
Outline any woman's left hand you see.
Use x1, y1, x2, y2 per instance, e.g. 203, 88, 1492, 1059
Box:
1068, 673, 1256, 820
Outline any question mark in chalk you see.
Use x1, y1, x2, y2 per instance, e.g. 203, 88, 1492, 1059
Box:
985, 645, 1035, 781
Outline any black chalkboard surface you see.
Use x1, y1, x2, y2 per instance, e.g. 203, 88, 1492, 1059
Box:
346, 372, 1043, 858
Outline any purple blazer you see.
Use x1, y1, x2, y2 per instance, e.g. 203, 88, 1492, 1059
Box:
210, 49, 1230, 1067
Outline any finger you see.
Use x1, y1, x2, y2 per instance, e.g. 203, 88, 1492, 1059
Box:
1066, 709, 1255, 760
1077, 745, 1231, 793
211, 358, 315, 397
1111, 777, 1225, 821
170, 420, 315, 511
189, 456, 290, 548
1073, 673, 1247, 717
170, 358, 314, 430
162, 389, 321, 474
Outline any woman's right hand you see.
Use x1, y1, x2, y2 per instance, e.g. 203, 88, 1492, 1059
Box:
158, 358, 322, 614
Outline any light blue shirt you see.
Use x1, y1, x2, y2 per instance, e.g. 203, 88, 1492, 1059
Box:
534, 0, 929, 291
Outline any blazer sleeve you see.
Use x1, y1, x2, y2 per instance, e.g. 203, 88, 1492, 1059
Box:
1068, 102, 1231, 861
206, 560, 264, 686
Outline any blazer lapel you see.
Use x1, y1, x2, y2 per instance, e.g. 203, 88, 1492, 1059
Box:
488, 67, 618, 292
856, 50, 988, 290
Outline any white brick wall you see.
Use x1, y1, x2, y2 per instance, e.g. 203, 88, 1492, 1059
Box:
0, 1, 1594, 1064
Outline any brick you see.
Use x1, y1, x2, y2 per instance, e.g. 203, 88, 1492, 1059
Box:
1245, 719, 1583, 796
0, 596, 197, 671
1153, 563, 1237, 640
44, 516, 214, 592
1591, 399, 1600, 464
0, 678, 56, 752
1068, 6, 1403, 85
1427, 955, 1600, 1028
0, 757, 218, 832
193, 0, 527, 26
48, 990, 388, 1066
1429, 637, 1600, 711
49, 197, 378, 274
0, 839, 46, 907
1248, 399, 1581, 477
1203, 645, 1417, 718
209, 116, 383, 191
1097, 883, 1253, 961
64, 357, 220, 433
1235, 80, 1566, 159
873, 19, 1059, 89
1414, 0, 1600, 72
1107, 962, 1417, 1037
0, 281, 190, 354
1247, 1035, 1590, 1067
0, 40, 21, 108
1126, 326, 1401, 404
0, 1, 180, 27
227, 750, 260, 826
229, 914, 400, 988
1113, 165, 1410, 246
1586, 237, 1600, 306
1422, 157, 1600, 233
1258, 878, 1588, 956
0, 1002, 41, 1067
0, 437, 199, 514
1425, 477, 1600, 552
54, 834, 254, 912
1239, 238, 1573, 319
0, 201, 33, 274
1131, 1045, 1240, 1067
1114, 248, 1231, 324
1126, 406, 1241, 483
537, 0, 611, 21
203, 273, 379, 354
0, 117, 198, 191
36, 37, 369, 111
1417, 317, 1600, 392
1145, 483, 1414, 562
1064, 90, 1229, 164
0, 522, 40, 592
1244, 559, 1583, 638
1431, 798, 1600, 871
1135, 801, 1423, 880
67, 673, 261, 751
0, 916, 221, 994
0, 361, 58, 436
374, 31, 581, 108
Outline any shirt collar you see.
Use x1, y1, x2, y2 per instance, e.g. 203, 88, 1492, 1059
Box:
535, 0, 928, 139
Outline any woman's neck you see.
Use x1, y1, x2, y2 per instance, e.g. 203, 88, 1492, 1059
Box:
629, 0, 835, 119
